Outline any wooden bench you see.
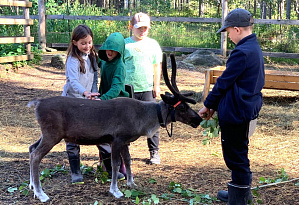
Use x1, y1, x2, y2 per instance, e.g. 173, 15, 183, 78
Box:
202, 66, 299, 101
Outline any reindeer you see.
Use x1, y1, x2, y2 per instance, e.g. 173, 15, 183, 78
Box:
27, 53, 202, 202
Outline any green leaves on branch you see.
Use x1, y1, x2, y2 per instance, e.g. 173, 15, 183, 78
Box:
168, 181, 216, 204
259, 168, 289, 184
200, 116, 220, 145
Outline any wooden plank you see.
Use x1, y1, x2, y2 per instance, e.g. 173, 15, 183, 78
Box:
0, 37, 34, 44
0, 0, 32, 7
266, 74, 299, 82
255, 19, 299, 25
202, 67, 299, 101
14, 14, 298, 25
0, 18, 33, 25
23, 6, 31, 54
0, 54, 34, 63
38, 0, 46, 51
264, 81, 299, 91
201, 70, 211, 101
263, 52, 299, 58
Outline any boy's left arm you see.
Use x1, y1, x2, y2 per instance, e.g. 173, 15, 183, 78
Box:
153, 62, 161, 98
99, 66, 126, 100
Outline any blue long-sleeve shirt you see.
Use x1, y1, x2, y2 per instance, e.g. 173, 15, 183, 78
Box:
204, 33, 265, 126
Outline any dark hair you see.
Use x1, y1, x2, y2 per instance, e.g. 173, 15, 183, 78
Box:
66, 24, 98, 73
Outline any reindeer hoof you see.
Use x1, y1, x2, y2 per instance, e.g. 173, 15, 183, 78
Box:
127, 181, 137, 188
109, 189, 124, 199
35, 194, 50, 202
34, 190, 50, 202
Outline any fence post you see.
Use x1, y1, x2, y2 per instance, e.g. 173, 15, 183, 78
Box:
39, 0, 46, 51
23, 4, 31, 55
220, 0, 228, 57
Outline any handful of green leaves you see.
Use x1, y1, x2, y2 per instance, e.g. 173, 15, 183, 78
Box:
200, 115, 220, 145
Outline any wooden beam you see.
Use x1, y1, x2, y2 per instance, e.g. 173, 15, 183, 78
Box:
0, 18, 33, 25
0, 0, 32, 7
38, 0, 46, 51
0, 37, 34, 44
0, 54, 34, 63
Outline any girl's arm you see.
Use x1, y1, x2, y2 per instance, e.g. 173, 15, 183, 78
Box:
67, 57, 88, 96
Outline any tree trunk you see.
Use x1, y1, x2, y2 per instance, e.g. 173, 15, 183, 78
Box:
286, 0, 291, 19
253, 0, 257, 15
261, 1, 267, 19
269, 3, 272, 19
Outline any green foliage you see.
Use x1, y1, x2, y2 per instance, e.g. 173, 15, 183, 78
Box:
259, 168, 289, 184
8, 181, 30, 197
168, 181, 216, 204
252, 187, 263, 204
80, 162, 109, 184
40, 164, 68, 182
0, 44, 43, 68
264, 56, 299, 66
19, 181, 30, 196
149, 178, 157, 184
200, 116, 220, 145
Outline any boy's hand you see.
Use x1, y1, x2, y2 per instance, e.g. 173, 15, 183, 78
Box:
198, 106, 215, 120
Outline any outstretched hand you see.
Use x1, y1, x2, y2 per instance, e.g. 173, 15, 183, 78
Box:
83, 91, 100, 100
198, 106, 215, 120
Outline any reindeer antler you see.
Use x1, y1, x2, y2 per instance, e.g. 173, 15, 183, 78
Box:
162, 53, 196, 104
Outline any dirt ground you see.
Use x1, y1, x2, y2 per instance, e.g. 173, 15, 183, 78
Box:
0, 53, 298, 205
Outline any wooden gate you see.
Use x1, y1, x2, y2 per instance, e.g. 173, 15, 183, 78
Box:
0, 0, 34, 63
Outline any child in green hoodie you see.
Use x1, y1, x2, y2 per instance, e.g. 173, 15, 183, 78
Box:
96, 32, 129, 179
97, 32, 129, 100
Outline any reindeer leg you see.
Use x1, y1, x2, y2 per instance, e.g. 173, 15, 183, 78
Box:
120, 145, 137, 188
29, 137, 41, 154
109, 142, 123, 198
29, 134, 60, 202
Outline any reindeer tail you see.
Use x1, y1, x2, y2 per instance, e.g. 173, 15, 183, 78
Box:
27, 99, 40, 108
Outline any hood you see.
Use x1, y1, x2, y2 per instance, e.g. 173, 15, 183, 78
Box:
98, 32, 125, 61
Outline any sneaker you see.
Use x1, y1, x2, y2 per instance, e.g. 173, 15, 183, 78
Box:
148, 150, 160, 165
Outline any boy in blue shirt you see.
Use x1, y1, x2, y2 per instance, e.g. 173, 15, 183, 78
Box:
199, 8, 265, 205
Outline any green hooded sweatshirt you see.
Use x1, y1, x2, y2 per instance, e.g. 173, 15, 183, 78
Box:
98, 32, 129, 100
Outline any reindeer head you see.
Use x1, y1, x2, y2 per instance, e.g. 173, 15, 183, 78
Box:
160, 53, 202, 128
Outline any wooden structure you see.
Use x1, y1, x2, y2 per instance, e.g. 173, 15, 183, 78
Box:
202, 66, 299, 101
0, 0, 34, 63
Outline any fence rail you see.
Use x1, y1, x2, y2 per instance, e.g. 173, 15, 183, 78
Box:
2, 15, 299, 25
0, 0, 34, 63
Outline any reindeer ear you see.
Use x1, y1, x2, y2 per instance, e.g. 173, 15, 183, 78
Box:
164, 91, 172, 96
183, 92, 195, 97
161, 93, 174, 104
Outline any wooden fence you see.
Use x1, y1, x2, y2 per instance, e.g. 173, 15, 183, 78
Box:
0, 0, 34, 63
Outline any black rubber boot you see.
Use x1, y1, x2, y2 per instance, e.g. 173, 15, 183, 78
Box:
66, 143, 84, 184
217, 186, 253, 204
227, 182, 252, 205
217, 173, 253, 203
99, 147, 125, 181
